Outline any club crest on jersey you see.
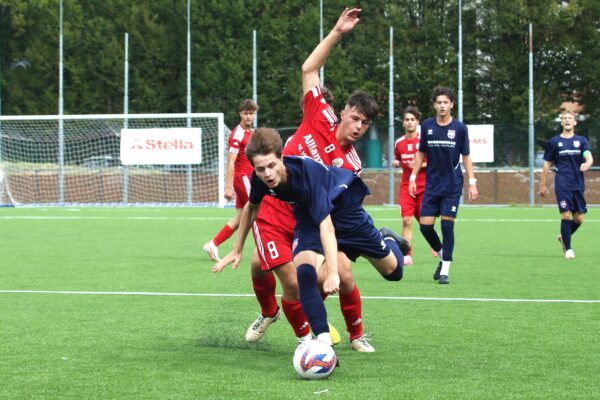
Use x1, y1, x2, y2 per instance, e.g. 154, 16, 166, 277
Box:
558, 142, 563, 147
574, 141, 580, 148
560, 200, 567, 209
447, 130, 456, 139
427, 129, 433, 135
332, 158, 344, 168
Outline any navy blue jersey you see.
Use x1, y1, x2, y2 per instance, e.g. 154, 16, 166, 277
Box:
249, 156, 371, 232
543, 134, 590, 191
418, 117, 470, 196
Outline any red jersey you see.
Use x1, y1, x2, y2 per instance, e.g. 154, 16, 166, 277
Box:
283, 85, 362, 174
260, 85, 362, 225
395, 133, 426, 194
228, 124, 254, 177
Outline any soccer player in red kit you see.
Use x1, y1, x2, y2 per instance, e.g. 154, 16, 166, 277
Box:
214, 8, 404, 352
203, 100, 258, 261
393, 106, 433, 265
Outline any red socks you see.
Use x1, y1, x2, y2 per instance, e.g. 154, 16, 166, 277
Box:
281, 298, 311, 337
213, 225, 234, 247
251, 273, 278, 318
339, 285, 363, 341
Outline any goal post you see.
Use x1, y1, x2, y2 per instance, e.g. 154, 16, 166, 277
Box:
0, 113, 228, 207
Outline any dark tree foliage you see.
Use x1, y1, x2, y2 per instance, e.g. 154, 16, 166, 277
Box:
1, 0, 599, 134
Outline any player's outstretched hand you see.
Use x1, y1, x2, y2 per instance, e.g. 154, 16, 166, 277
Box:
323, 274, 340, 295
333, 7, 362, 35
212, 250, 242, 273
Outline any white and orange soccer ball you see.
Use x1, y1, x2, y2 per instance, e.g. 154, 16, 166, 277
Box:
292, 339, 337, 380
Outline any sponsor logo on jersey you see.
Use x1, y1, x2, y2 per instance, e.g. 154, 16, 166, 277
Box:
447, 130, 456, 139
332, 158, 344, 168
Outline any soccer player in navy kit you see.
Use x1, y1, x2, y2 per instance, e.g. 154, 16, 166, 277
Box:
215, 127, 407, 349
409, 86, 478, 284
539, 110, 593, 259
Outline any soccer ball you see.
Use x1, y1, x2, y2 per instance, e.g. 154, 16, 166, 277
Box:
292, 339, 337, 380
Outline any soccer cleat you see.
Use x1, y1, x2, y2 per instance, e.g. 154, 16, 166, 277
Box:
438, 275, 449, 284
403, 255, 414, 266
433, 261, 442, 281
379, 226, 411, 255
350, 335, 375, 353
557, 235, 566, 255
245, 308, 282, 342
297, 333, 315, 344
203, 240, 220, 262
565, 249, 576, 259
329, 323, 341, 346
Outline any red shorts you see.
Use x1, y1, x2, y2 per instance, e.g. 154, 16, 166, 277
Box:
252, 197, 295, 271
233, 174, 251, 209
399, 189, 424, 220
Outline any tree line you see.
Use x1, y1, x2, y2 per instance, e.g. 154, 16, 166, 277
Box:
1, 0, 598, 141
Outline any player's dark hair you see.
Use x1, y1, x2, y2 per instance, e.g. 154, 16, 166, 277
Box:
239, 99, 259, 112
403, 106, 421, 121
431, 86, 455, 104
345, 91, 381, 121
245, 127, 283, 166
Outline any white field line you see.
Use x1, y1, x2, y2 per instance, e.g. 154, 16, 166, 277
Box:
2, 215, 600, 223
1, 289, 599, 303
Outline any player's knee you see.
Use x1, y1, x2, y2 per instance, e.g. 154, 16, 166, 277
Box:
420, 223, 434, 235
383, 264, 403, 281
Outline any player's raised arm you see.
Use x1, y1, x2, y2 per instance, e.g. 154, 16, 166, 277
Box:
212, 201, 260, 273
301, 7, 361, 94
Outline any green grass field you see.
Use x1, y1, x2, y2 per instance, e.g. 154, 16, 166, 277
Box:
1, 206, 599, 400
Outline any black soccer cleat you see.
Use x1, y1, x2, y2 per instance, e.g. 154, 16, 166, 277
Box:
438, 275, 449, 284
433, 262, 442, 281
379, 226, 411, 255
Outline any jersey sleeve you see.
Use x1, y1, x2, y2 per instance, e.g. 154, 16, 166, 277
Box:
248, 172, 268, 205
228, 125, 243, 154
543, 139, 556, 162
461, 124, 471, 156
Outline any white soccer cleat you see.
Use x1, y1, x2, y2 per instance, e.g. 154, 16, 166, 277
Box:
203, 240, 220, 262
403, 255, 413, 266
565, 249, 576, 259
245, 308, 282, 342
350, 335, 375, 353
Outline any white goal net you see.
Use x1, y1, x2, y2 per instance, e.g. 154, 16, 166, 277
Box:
0, 113, 227, 207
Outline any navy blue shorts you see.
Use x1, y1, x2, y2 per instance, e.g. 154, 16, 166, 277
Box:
420, 192, 461, 219
292, 211, 390, 262
555, 190, 587, 214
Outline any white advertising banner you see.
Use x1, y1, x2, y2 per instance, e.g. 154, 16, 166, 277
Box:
467, 124, 494, 163
120, 128, 202, 165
